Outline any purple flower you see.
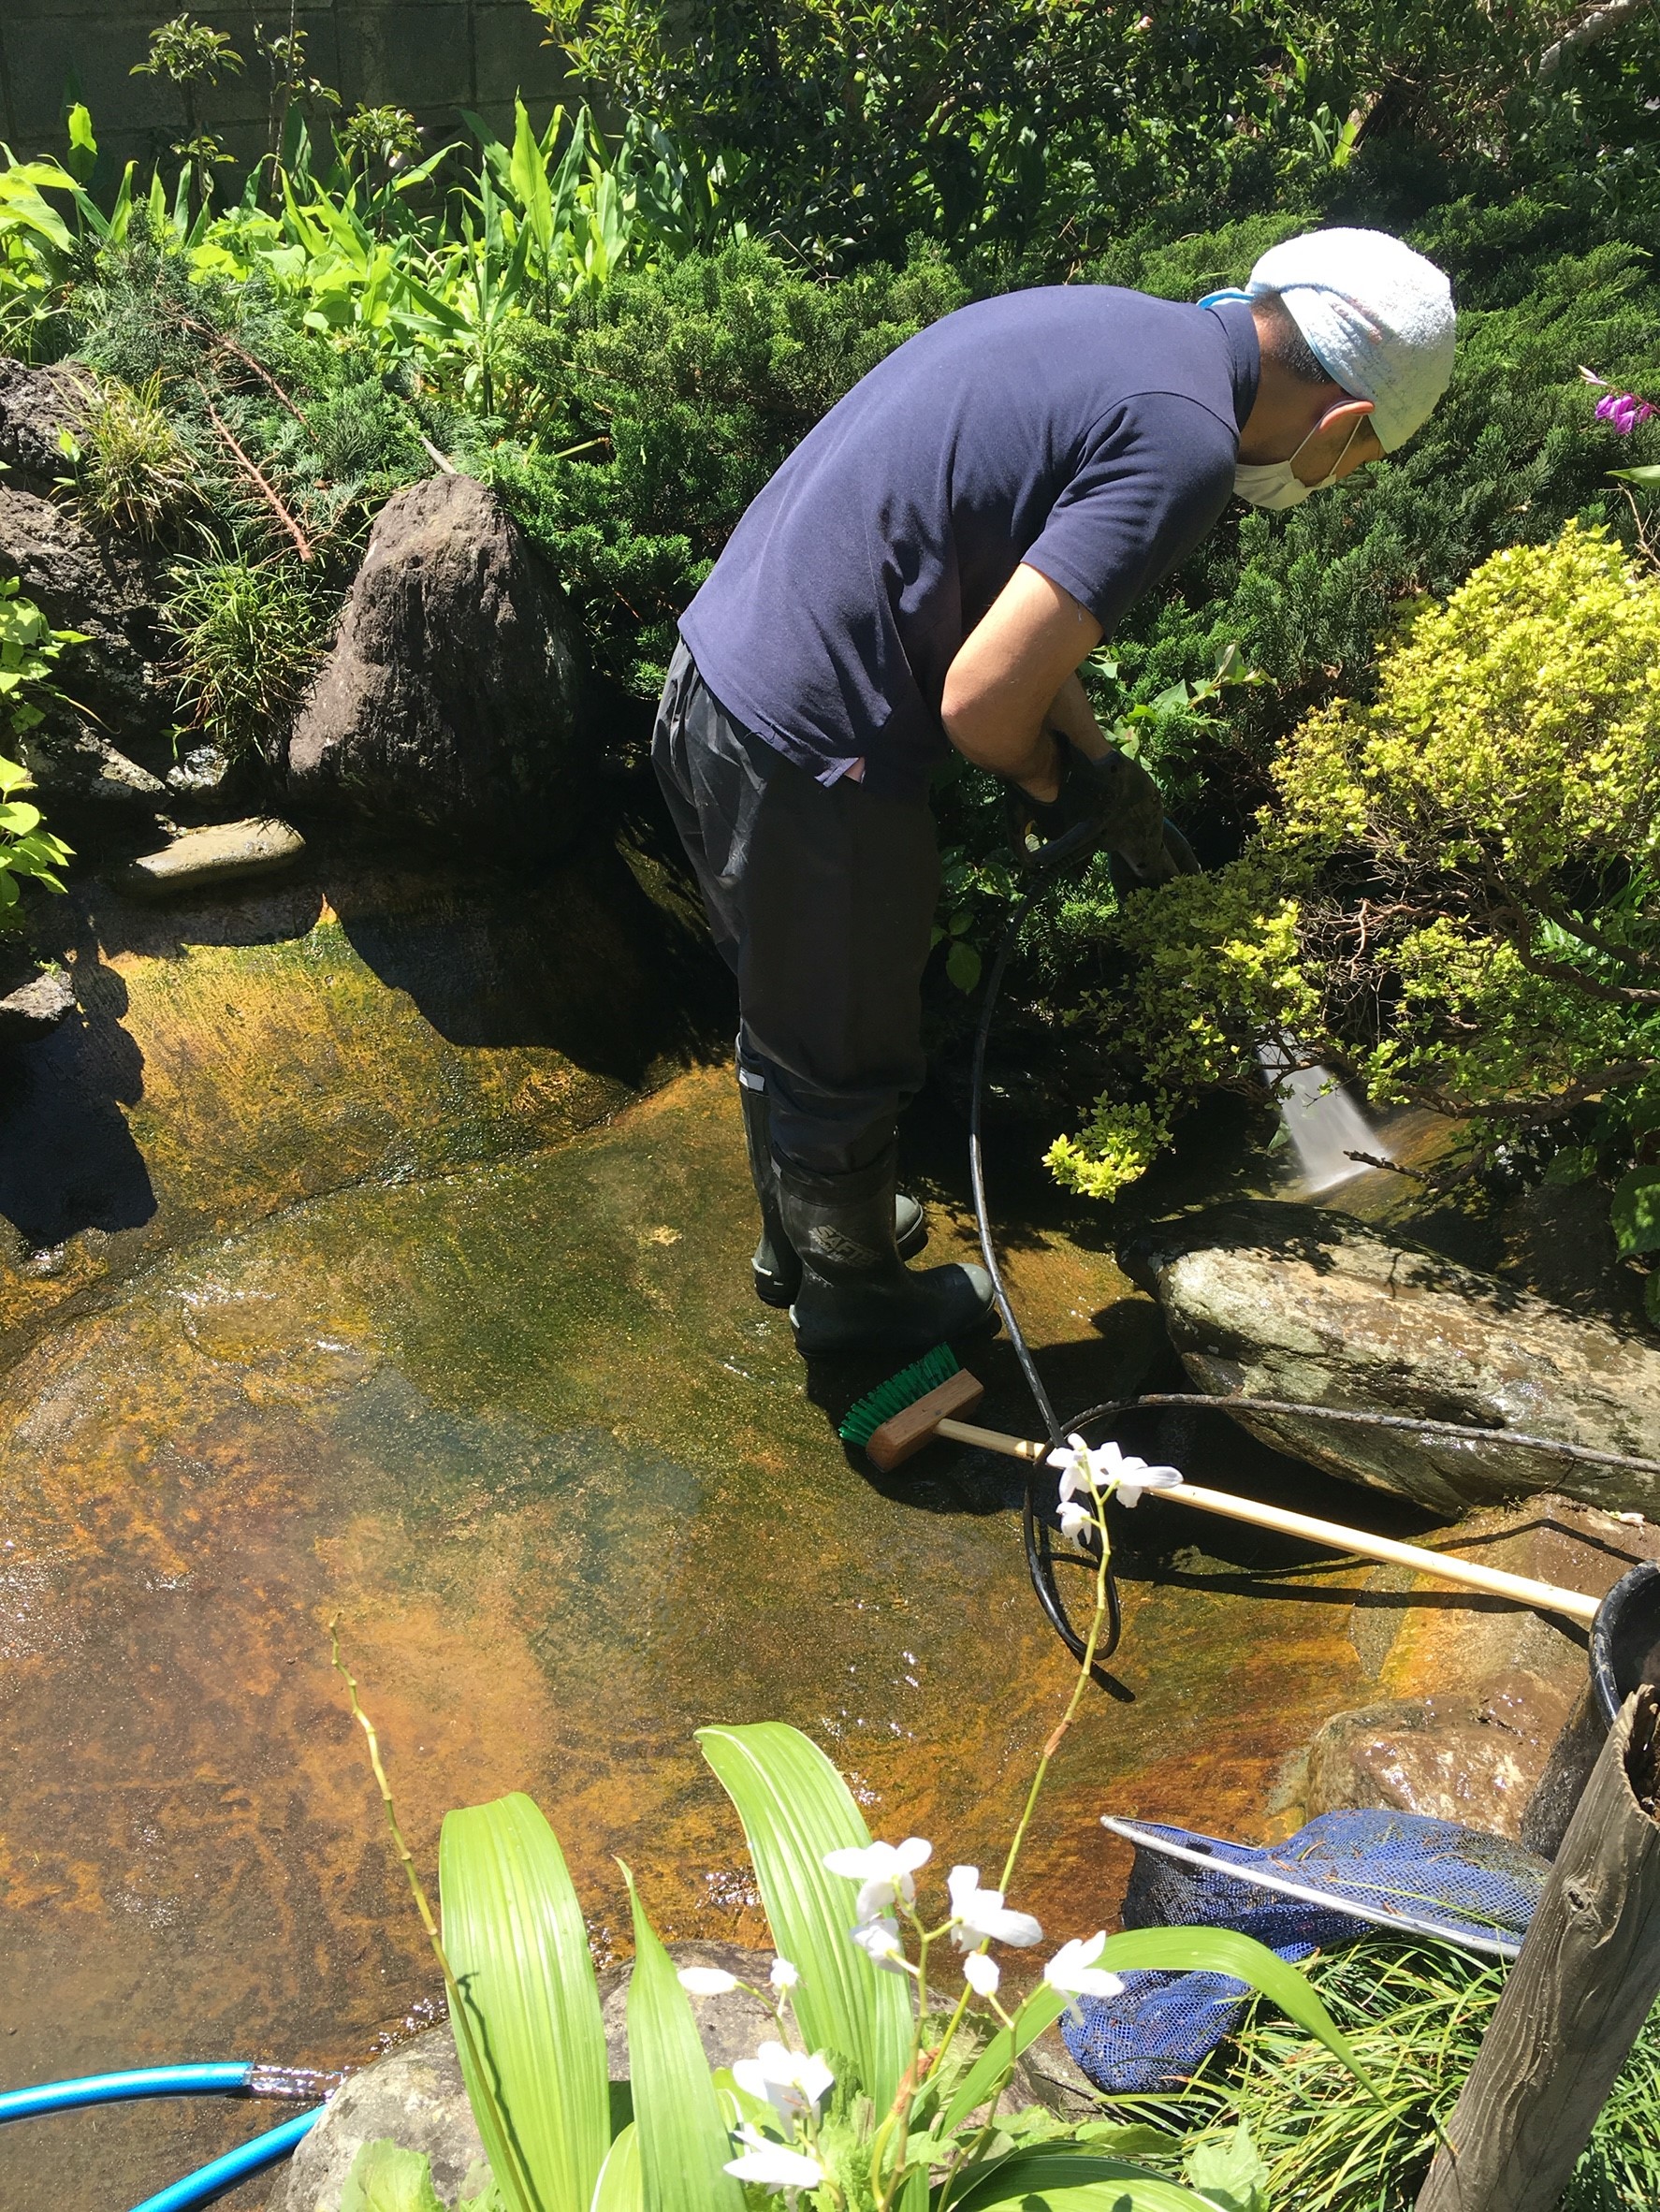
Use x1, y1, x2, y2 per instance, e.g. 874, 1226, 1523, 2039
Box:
1594, 390, 1655, 435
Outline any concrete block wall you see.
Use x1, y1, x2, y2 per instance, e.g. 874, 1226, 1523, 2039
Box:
0, 2, 576, 185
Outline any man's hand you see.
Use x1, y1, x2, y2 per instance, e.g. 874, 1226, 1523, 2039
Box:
1009, 744, 1197, 881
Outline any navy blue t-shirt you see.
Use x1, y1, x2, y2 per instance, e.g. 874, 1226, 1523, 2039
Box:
679, 288, 1259, 800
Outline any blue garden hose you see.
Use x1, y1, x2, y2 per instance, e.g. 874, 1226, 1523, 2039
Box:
0, 2064, 256, 2123
126, 2108, 323, 2212
0, 2061, 331, 2211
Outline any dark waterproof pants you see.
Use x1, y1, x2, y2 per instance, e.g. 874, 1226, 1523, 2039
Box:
652, 642, 939, 1176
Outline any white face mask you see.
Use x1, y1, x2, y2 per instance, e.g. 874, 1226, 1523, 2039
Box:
1233, 416, 1364, 508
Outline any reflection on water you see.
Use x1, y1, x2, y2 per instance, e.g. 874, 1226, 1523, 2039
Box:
0, 1065, 1376, 2210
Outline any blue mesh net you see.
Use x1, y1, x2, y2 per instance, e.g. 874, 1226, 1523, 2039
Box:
1062, 1809, 1550, 2095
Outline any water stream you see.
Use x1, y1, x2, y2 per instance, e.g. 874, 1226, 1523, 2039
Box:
0, 863, 1405, 2210
1260, 1041, 1391, 1193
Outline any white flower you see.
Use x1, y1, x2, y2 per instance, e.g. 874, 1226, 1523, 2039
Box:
823, 1835, 931, 1923
733, 2040, 835, 2122
946, 1865, 1043, 1950
1043, 1932, 1125, 2000
1045, 1435, 1183, 1511
963, 1952, 1000, 1998
850, 1915, 912, 1973
769, 1957, 800, 1991
1057, 1498, 1096, 1543
724, 2126, 825, 2190
677, 1965, 739, 1995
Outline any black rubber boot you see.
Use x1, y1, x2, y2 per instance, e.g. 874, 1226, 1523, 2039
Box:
777, 1146, 996, 1357
738, 1069, 925, 1306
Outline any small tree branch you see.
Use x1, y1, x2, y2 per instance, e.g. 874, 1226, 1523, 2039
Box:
1537, 0, 1653, 80
198, 388, 315, 562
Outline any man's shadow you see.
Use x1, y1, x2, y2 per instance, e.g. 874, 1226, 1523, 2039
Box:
0, 942, 155, 1252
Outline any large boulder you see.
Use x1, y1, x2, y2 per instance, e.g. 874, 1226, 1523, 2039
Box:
0, 483, 171, 746
0, 357, 89, 495
1127, 1201, 1660, 1513
286, 473, 589, 853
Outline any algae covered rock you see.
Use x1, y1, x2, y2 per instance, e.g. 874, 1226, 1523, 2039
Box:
286, 473, 589, 854
1127, 1201, 1660, 1513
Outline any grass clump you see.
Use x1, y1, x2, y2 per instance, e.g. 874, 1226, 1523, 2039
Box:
164, 554, 325, 762
73, 371, 201, 538
1107, 1938, 1660, 2211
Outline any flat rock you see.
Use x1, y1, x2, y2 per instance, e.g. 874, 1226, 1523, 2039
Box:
17, 720, 165, 808
0, 968, 75, 1042
286, 473, 590, 854
115, 816, 305, 897
1127, 1201, 1660, 1513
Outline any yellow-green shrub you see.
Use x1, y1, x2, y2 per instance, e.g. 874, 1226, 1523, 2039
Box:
1050, 524, 1660, 1248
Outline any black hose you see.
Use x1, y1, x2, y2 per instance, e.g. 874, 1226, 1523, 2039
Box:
968, 892, 1124, 1671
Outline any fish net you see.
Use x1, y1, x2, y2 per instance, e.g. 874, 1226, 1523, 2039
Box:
1061, 1808, 1549, 2095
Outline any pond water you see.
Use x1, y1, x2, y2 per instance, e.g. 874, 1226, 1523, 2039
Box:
0, 853, 1407, 2210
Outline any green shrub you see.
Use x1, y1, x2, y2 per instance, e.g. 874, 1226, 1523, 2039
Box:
484, 238, 966, 694
1047, 525, 1660, 1305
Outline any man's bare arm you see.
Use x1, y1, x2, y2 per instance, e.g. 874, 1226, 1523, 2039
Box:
939, 564, 1102, 802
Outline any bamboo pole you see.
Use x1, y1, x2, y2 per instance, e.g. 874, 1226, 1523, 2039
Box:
1416, 1685, 1660, 2212
928, 1418, 1602, 1623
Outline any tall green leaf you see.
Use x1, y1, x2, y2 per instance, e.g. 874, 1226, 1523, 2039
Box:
1096, 1928, 1374, 2092
697, 1722, 913, 2109
620, 1864, 745, 2212
947, 2146, 1216, 2211
590, 2121, 641, 2212
440, 1792, 611, 2212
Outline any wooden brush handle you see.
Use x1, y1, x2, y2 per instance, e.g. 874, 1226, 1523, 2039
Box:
933, 1417, 1601, 1623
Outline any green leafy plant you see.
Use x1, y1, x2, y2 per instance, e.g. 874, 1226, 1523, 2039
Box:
333, 1445, 1373, 2210
0, 579, 78, 926
133, 10, 245, 211
163, 553, 324, 761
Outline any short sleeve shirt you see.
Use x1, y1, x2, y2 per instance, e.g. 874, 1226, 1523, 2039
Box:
678, 287, 1259, 800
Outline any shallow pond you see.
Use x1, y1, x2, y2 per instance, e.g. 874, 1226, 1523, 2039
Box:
0, 856, 1405, 2210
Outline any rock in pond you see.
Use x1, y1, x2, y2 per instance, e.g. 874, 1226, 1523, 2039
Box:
269, 1945, 777, 2211
1127, 1201, 1660, 1514
114, 816, 305, 897
1284, 1494, 1660, 1851
286, 473, 589, 854
0, 966, 75, 1042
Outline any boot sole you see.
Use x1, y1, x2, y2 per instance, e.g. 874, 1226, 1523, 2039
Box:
788, 1302, 1001, 1360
